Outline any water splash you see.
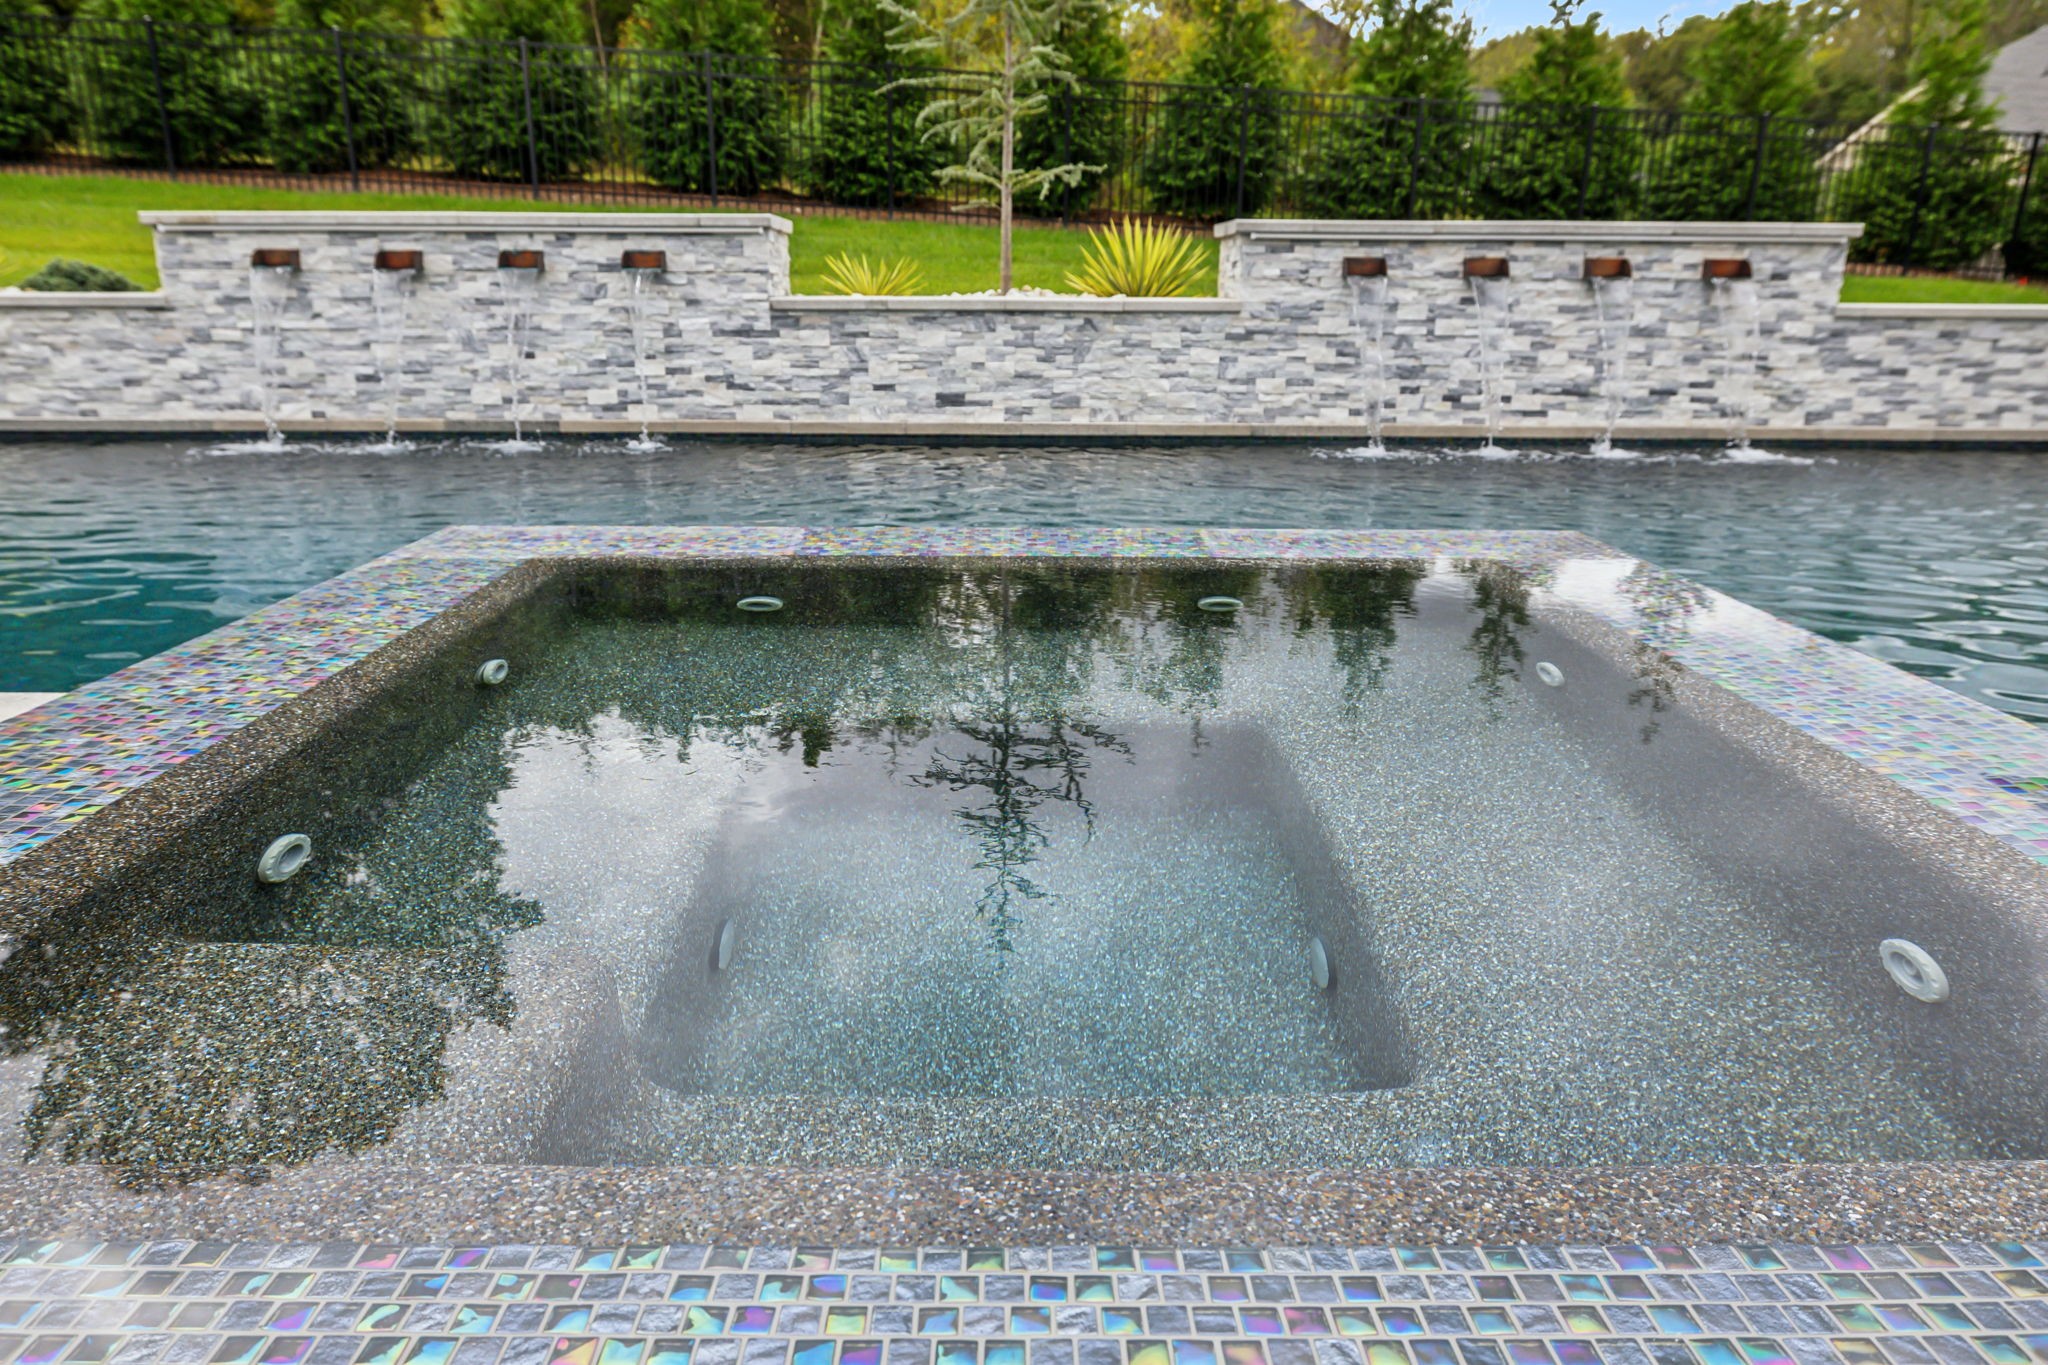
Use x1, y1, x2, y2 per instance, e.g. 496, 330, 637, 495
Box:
1710, 276, 1764, 452
365, 266, 417, 454
1467, 274, 1512, 452
246, 264, 295, 449
487, 265, 545, 455
1347, 273, 1391, 454
1588, 275, 1634, 457
622, 266, 667, 454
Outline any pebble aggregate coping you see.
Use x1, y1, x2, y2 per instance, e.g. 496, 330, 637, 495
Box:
0, 1238, 2045, 1365
4, 525, 2048, 873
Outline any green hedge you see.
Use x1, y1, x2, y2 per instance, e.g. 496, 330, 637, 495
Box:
262, 0, 415, 174
437, 0, 598, 182
0, 1, 66, 160
623, 0, 784, 196
75, 0, 260, 166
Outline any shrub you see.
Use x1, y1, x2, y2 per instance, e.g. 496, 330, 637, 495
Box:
437, 0, 599, 183
19, 258, 140, 290
261, 0, 415, 174
622, 0, 783, 195
1293, 0, 1473, 219
1833, 0, 2014, 270
1141, 0, 1288, 217
821, 251, 924, 294
1643, 0, 1819, 220
0, 0, 67, 161
1011, 0, 1127, 217
804, 0, 940, 207
1480, 14, 1639, 220
75, 0, 260, 167
1064, 218, 1204, 295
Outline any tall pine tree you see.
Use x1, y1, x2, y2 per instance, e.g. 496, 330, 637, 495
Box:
1482, 3, 1638, 220
1296, 0, 1474, 218
1645, 0, 1819, 220
624, 0, 785, 195
1836, 0, 2014, 269
1141, 0, 1288, 217
806, 0, 941, 206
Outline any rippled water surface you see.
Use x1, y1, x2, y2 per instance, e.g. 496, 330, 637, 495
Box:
3, 438, 2047, 720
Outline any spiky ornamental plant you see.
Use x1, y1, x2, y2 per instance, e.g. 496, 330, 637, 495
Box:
880, 0, 1106, 293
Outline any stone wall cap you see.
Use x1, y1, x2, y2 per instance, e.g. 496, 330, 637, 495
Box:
1212, 218, 1865, 243
768, 295, 1242, 313
0, 291, 173, 309
137, 211, 793, 235
1837, 301, 2048, 320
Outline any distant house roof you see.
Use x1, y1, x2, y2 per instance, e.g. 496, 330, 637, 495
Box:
1987, 24, 2048, 134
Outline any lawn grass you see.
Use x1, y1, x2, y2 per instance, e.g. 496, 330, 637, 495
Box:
11, 174, 2047, 304
1838, 272, 2048, 304
0, 173, 1220, 295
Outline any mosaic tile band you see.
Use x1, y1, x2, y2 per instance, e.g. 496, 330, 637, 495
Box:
0, 1239, 2044, 1365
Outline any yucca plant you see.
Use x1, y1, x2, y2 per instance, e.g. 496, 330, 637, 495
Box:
1065, 220, 1205, 298
821, 252, 927, 296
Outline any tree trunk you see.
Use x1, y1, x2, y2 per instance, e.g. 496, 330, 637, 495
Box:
999, 17, 1015, 294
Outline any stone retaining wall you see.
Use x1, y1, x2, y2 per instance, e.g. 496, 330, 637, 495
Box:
2, 212, 2044, 439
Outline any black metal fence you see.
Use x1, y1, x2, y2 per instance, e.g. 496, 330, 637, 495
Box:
2, 12, 2045, 277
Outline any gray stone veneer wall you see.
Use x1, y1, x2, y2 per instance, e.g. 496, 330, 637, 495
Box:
2, 211, 2045, 438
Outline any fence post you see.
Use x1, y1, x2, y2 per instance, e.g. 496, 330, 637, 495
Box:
1741, 112, 1769, 220
1905, 122, 1938, 266
1405, 98, 1424, 218
2007, 130, 2042, 270
143, 16, 177, 178
330, 27, 360, 191
1234, 84, 1250, 218
518, 37, 539, 191
700, 51, 720, 204
883, 65, 896, 218
1058, 85, 1073, 224
1574, 104, 1598, 217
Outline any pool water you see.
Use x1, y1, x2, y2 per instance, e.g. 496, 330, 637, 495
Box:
9, 560, 2046, 1175
5, 439, 2048, 721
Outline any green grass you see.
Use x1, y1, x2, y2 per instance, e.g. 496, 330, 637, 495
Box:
13, 174, 2046, 304
1839, 273, 2048, 305
0, 173, 1220, 295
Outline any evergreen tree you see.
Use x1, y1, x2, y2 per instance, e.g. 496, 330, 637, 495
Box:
77, 0, 260, 166
437, 0, 600, 182
1835, 0, 2014, 269
1295, 0, 1473, 218
1644, 0, 1818, 220
1481, 4, 1638, 220
1140, 0, 1287, 217
624, 0, 784, 195
805, 0, 941, 206
1011, 0, 1127, 216
885, 0, 1107, 289
262, 0, 415, 174
0, 0, 66, 161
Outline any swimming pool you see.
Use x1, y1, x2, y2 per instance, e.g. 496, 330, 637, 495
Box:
5, 439, 2048, 722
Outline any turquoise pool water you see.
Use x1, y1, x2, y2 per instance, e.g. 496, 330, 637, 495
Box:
4, 438, 2048, 720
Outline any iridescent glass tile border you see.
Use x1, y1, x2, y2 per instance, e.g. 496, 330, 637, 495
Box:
0, 1237, 2042, 1365
3, 525, 2047, 868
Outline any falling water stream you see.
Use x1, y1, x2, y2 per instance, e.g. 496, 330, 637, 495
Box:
1347, 274, 1391, 454
489, 265, 545, 455
1711, 276, 1764, 450
1589, 275, 1635, 456
246, 264, 295, 449
1467, 275, 1512, 451
622, 266, 667, 453
367, 267, 416, 454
